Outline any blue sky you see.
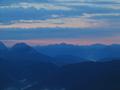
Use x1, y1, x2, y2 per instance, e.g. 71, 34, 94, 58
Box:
0, 0, 120, 45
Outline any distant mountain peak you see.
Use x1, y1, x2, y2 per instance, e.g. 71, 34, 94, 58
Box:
0, 41, 5, 46
90, 44, 107, 47
11, 43, 32, 52
13, 43, 30, 48
0, 41, 7, 50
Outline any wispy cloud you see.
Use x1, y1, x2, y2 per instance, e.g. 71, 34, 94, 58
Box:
2, 37, 120, 46
1, 1, 120, 11
82, 13, 120, 18
57, 2, 120, 10
0, 0, 120, 45
0, 17, 108, 29
0, 2, 71, 11
55, 0, 120, 3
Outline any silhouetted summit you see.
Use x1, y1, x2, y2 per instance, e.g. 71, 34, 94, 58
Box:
9, 43, 53, 63
12, 43, 32, 52
0, 42, 8, 59
0, 42, 7, 50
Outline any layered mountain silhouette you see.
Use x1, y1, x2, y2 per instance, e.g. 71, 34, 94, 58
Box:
0, 42, 58, 90
9, 43, 53, 63
35, 43, 120, 60
1, 42, 120, 64
0, 42, 120, 90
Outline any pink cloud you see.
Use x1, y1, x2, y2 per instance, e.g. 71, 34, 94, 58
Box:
0, 17, 106, 29
1, 37, 120, 47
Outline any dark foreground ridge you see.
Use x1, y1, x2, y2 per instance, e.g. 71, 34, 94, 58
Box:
0, 42, 120, 90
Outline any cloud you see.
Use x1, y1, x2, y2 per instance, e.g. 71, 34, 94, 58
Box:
82, 13, 120, 18
1, 39, 90, 46
0, 15, 120, 29
0, 16, 109, 29
57, 2, 120, 10
0, 2, 71, 11
0, 0, 120, 45
0, 0, 53, 4
1, 36, 120, 46
55, 0, 120, 3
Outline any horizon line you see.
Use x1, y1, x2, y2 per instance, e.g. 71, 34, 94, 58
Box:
0, 40, 120, 47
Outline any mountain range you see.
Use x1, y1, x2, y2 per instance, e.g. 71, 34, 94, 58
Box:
0, 42, 120, 65
35, 43, 120, 61
0, 42, 120, 90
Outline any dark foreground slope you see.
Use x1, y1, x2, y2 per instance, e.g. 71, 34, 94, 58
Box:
56, 60, 120, 90
0, 59, 120, 90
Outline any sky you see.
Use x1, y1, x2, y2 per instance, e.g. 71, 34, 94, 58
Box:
0, 0, 120, 46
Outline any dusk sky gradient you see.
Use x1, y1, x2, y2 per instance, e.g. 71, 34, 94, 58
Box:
0, 0, 120, 46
